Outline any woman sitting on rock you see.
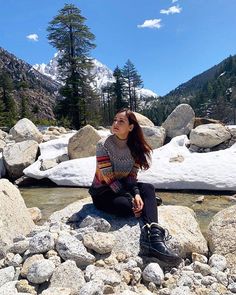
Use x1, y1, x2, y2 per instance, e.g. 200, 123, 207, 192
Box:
89, 108, 180, 264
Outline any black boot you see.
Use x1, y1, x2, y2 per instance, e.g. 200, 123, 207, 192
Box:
141, 223, 181, 264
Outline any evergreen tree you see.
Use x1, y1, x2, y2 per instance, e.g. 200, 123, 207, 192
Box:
122, 59, 143, 111
47, 3, 96, 129
20, 96, 30, 119
0, 72, 17, 127
112, 66, 127, 112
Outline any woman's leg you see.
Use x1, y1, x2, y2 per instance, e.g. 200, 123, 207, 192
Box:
91, 188, 134, 217
137, 182, 158, 224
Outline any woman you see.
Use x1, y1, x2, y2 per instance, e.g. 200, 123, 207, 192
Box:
89, 108, 180, 264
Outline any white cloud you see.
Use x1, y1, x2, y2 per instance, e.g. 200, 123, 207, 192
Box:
137, 19, 162, 29
172, 0, 178, 3
160, 5, 182, 15
26, 34, 39, 41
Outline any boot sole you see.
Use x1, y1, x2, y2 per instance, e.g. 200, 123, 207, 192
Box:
141, 244, 182, 265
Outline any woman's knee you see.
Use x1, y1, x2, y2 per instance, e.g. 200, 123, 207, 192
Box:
138, 182, 155, 194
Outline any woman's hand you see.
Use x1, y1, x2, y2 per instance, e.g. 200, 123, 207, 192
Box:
132, 194, 144, 218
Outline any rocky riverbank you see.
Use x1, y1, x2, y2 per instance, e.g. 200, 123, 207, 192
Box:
1, 179, 236, 294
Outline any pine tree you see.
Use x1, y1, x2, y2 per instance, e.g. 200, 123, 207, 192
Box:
122, 59, 143, 111
112, 66, 127, 112
0, 72, 17, 127
47, 3, 96, 129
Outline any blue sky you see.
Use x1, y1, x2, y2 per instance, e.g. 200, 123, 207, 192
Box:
0, 0, 236, 96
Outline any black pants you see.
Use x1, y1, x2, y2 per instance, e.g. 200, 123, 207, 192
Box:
91, 182, 158, 224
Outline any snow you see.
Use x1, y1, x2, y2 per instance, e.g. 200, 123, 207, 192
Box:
23, 134, 236, 191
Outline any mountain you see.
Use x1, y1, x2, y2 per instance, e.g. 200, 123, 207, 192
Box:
33, 52, 158, 99
155, 54, 236, 124
0, 47, 60, 120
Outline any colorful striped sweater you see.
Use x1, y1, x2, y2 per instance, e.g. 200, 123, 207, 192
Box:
89, 134, 140, 196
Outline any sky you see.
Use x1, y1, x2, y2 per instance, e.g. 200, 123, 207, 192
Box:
0, 0, 236, 96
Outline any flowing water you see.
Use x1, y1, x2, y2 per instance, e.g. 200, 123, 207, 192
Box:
20, 187, 236, 235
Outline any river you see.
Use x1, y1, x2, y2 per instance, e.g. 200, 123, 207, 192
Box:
20, 187, 236, 235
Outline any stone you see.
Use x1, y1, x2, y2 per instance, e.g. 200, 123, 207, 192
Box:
208, 254, 227, 272
78, 280, 104, 295
190, 123, 231, 148
20, 254, 44, 278
133, 112, 154, 127
49, 260, 85, 294
162, 104, 195, 138
159, 206, 208, 257
9, 118, 43, 143
55, 232, 95, 269
41, 287, 72, 295
27, 259, 55, 284
68, 125, 102, 159
29, 231, 55, 254
0, 266, 15, 288
0, 280, 17, 295
83, 232, 116, 254
3, 140, 39, 179
142, 263, 164, 285
0, 179, 34, 254
142, 126, 166, 149
16, 279, 37, 295
28, 207, 42, 222
207, 205, 236, 274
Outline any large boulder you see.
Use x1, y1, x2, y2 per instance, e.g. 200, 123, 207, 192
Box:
9, 118, 43, 143
142, 126, 166, 149
49, 198, 207, 259
162, 104, 195, 138
0, 179, 35, 256
159, 206, 208, 257
133, 112, 154, 127
68, 125, 102, 159
3, 140, 39, 180
207, 205, 236, 275
190, 123, 231, 148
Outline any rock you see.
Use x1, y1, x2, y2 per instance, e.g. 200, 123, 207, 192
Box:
190, 123, 231, 148
83, 232, 116, 254
78, 280, 104, 295
55, 232, 95, 269
208, 254, 227, 272
86, 266, 121, 287
68, 125, 102, 159
29, 231, 55, 254
159, 206, 208, 257
0, 266, 15, 288
0, 179, 35, 255
16, 279, 37, 295
9, 118, 43, 143
194, 117, 222, 128
27, 207, 42, 222
20, 254, 44, 278
3, 140, 39, 179
133, 112, 154, 127
27, 259, 55, 284
78, 215, 111, 232
49, 260, 85, 294
162, 104, 195, 138
207, 205, 236, 274
41, 287, 72, 295
142, 263, 164, 285
0, 139, 6, 152
0, 280, 17, 295
142, 126, 166, 149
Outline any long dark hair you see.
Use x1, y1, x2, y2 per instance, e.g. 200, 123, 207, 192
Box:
116, 108, 152, 170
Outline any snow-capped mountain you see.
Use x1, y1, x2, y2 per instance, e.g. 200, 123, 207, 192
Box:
33, 52, 158, 99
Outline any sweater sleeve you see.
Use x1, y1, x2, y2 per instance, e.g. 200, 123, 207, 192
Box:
126, 162, 140, 195
96, 140, 126, 194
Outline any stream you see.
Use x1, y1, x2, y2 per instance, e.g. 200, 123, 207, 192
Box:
20, 186, 236, 235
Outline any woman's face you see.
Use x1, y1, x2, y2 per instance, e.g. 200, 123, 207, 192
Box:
111, 111, 133, 139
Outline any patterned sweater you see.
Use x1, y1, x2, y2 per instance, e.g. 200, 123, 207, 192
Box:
89, 134, 140, 196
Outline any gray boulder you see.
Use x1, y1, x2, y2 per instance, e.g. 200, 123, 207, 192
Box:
68, 125, 101, 159
0, 179, 35, 256
142, 126, 166, 149
190, 123, 231, 148
3, 140, 38, 179
9, 118, 43, 143
207, 205, 236, 275
162, 104, 195, 138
